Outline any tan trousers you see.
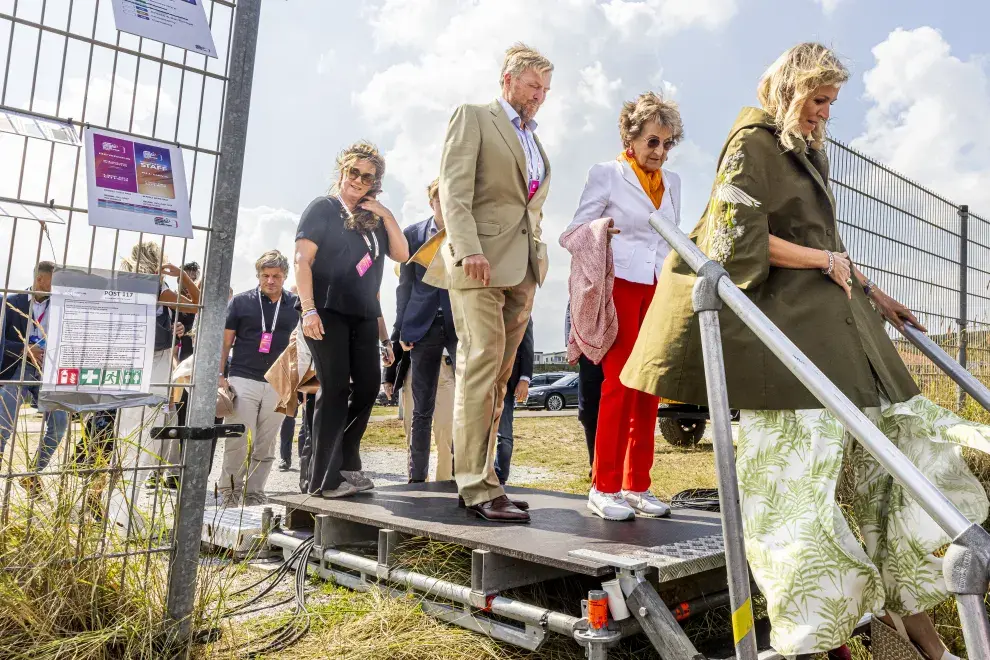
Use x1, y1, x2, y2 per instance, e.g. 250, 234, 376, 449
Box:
450, 270, 536, 505
219, 377, 284, 497
400, 359, 454, 481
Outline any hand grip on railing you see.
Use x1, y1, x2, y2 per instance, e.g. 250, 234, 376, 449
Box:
900, 323, 990, 413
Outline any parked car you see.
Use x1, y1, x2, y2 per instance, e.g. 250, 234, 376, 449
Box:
524, 373, 579, 411
528, 372, 570, 388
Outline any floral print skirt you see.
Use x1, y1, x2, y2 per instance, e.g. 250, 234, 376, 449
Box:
736, 395, 990, 656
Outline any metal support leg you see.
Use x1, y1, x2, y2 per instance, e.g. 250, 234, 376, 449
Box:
692, 261, 758, 660
944, 524, 990, 660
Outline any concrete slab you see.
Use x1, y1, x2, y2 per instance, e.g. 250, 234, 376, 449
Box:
270, 482, 725, 578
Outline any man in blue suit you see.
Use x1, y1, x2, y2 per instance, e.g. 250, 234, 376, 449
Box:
396, 178, 458, 482
0, 260, 68, 474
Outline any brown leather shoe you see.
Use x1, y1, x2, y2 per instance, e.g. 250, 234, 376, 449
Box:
458, 494, 529, 511
465, 495, 530, 523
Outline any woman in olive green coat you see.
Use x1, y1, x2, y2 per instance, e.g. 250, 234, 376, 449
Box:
622, 43, 988, 659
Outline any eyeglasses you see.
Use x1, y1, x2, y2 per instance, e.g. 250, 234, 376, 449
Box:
646, 136, 676, 151
347, 167, 376, 187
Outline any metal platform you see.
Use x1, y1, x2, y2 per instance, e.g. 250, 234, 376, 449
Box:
270, 482, 726, 582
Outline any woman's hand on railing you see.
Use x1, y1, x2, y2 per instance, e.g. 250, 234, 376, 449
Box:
870, 288, 927, 332
826, 251, 853, 299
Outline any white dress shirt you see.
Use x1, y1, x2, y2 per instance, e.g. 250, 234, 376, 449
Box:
497, 96, 546, 183
565, 160, 681, 285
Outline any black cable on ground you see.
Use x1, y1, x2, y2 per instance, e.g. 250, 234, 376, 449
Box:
241, 538, 315, 658
670, 488, 721, 512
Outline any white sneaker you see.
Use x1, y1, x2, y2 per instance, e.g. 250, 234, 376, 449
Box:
622, 490, 671, 518
587, 488, 636, 521
341, 470, 374, 492
321, 482, 358, 499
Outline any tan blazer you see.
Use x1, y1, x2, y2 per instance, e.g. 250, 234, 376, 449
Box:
425, 99, 551, 290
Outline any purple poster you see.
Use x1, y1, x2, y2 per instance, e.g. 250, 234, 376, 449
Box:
93, 133, 137, 193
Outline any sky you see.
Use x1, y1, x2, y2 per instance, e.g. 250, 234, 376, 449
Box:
2, 0, 990, 352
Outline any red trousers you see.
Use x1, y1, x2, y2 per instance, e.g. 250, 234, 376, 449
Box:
592, 277, 660, 493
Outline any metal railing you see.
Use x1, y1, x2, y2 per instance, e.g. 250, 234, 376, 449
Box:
649, 210, 990, 660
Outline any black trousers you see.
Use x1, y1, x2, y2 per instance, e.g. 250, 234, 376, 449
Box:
297, 394, 316, 493
279, 392, 304, 464
305, 309, 380, 493
407, 315, 457, 481
578, 355, 604, 466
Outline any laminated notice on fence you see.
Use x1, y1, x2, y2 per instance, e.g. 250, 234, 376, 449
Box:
39, 268, 165, 413
84, 127, 193, 238
110, 0, 217, 58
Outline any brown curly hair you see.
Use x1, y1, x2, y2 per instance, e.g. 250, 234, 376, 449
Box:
328, 141, 386, 231
618, 92, 684, 149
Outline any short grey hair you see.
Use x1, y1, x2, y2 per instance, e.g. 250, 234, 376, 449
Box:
255, 249, 289, 275
618, 92, 684, 148
499, 43, 553, 85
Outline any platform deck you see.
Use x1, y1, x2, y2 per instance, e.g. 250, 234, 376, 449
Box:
270, 482, 726, 579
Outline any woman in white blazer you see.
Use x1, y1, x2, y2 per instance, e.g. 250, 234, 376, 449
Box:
562, 92, 683, 522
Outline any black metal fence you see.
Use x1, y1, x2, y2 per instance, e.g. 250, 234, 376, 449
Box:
827, 138, 990, 409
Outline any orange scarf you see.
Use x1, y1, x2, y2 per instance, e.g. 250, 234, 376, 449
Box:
619, 151, 665, 209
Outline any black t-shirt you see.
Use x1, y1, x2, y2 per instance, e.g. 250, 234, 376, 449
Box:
226, 288, 298, 382
295, 196, 389, 319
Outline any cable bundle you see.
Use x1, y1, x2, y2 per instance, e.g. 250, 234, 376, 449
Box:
204, 536, 317, 657
670, 488, 721, 512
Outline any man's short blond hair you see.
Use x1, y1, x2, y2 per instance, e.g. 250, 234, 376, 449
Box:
499, 43, 553, 85
426, 177, 440, 202
255, 249, 289, 275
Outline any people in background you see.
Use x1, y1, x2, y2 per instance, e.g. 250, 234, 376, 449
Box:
384, 334, 455, 482
176, 261, 200, 363
116, 241, 199, 488
433, 44, 553, 523
395, 178, 458, 483
278, 285, 303, 472
566, 301, 602, 471
218, 250, 297, 505
563, 91, 683, 521
295, 141, 407, 499
494, 317, 533, 485
623, 42, 973, 659
0, 260, 68, 490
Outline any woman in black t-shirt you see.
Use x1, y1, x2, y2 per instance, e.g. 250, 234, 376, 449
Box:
294, 141, 409, 498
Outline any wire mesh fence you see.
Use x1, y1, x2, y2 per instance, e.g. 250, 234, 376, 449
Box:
827, 138, 988, 413
0, 0, 248, 655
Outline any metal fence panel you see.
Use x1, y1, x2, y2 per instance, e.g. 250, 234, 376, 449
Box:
0, 0, 248, 654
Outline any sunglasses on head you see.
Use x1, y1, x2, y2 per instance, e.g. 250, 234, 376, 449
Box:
646, 136, 676, 151
347, 167, 376, 187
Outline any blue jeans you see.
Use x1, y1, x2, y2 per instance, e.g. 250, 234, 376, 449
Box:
494, 386, 515, 485
0, 363, 69, 471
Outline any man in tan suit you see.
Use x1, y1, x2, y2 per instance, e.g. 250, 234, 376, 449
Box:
427, 44, 552, 522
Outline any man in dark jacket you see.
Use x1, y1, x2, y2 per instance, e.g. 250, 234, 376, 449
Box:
494, 317, 533, 485
0, 260, 68, 471
395, 178, 457, 482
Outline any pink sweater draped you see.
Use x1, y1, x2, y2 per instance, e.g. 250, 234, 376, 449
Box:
560, 217, 618, 365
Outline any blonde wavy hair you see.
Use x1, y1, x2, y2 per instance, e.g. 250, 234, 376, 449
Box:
499, 43, 553, 85
757, 43, 849, 152
618, 92, 684, 148
328, 141, 386, 231
120, 240, 165, 275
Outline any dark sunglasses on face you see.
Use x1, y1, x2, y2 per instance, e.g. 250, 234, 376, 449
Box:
646, 136, 676, 151
347, 167, 376, 187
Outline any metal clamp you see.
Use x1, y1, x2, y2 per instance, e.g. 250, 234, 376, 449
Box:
150, 423, 246, 441
944, 523, 990, 595
692, 260, 729, 313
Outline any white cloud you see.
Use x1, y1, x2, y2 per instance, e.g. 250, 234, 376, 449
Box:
602, 0, 739, 37
851, 27, 990, 212
356, 0, 734, 349
812, 0, 844, 15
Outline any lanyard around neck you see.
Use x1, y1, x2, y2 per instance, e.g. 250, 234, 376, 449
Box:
338, 194, 380, 259
258, 288, 282, 333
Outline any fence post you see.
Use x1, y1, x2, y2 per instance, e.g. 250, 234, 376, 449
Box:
959, 205, 969, 410
165, 0, 262, 648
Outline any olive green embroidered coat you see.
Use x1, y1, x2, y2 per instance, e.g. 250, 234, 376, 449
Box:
621, 108, 919, 410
